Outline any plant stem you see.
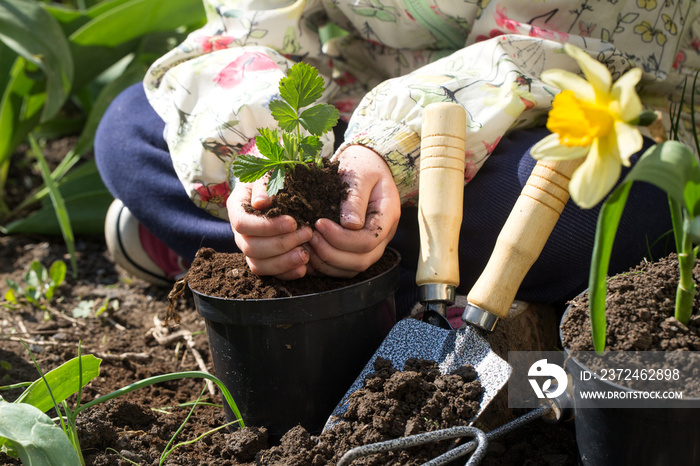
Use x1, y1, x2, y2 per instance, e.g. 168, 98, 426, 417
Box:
675, 239, 697, 325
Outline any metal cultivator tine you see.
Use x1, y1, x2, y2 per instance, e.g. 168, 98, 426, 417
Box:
336, 425, 489, 466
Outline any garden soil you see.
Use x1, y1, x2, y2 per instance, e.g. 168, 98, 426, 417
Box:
561, 253, 700, 353
0, 235, 579, 465
2, 140, 579, 465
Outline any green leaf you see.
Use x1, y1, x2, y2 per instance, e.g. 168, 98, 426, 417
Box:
587, 141, 700, 351
4, 288, 17, 303
0, 0, 74, 122
588, 182, 633, 352
29, 135, 77, 276
299, 103, 339, 136
48, 261, 67, 288
299, 135, 322, 161
269, 99, 299, 133
72, 300, 93, 319
281, 131, 299, 160
16, 355, 101, 414
70, 0, 206, 48
279, 62, 325, 110
231, 154, 277, 183
5, 278, 21, 294
0, 400, 81, 465
0, 57, 43, 170
24, 287, 40, 304
266, 167, 286, 197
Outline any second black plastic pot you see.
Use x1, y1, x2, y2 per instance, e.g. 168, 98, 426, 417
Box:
560, 303, 700, 466
192, 249, 400, 440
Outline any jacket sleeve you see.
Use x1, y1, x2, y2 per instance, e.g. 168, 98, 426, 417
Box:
143, 0, 334, 220
337, 36, 628, 206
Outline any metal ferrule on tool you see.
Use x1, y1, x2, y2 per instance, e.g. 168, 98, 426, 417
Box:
462, 304, 499, 332
418, 283, 455, 304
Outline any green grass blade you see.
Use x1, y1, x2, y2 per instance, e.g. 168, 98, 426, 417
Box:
28, 135, 77, 277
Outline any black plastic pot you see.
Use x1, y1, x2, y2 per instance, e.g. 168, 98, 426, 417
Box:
192, 249, 400, 440
560, 304, 700, 466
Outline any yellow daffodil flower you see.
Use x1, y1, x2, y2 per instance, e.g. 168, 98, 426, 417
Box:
530, 44, 644, 208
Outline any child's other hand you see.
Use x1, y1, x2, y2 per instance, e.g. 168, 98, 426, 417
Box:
307, 145, 401, 278
227, 177, 313, 280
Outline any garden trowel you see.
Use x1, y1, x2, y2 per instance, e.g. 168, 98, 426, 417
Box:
326, 102, 512, 426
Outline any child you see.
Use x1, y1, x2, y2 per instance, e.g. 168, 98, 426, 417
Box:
96, 0, 698, 314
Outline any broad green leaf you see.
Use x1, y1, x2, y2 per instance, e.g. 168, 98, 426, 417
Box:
270, 99, 299, 133
255, 129, 285, 161
231, 154, 277, 183
0, 57, 43, 170
16, 355, 101, 413
70, 0, 205, 47
279, 62, 325, 109
3, 190, 113, 235
48, 261, 67, 287
3, 160, 113, 235
0, 401, 80, 465
299, 103, 339, 136
0, 0, 74, 121
0, 41, 15, 97
69, 0, 204, 92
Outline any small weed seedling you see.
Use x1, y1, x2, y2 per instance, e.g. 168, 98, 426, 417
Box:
4, 260, 66, 310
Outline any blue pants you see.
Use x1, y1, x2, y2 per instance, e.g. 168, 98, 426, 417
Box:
96, 83, 673, 310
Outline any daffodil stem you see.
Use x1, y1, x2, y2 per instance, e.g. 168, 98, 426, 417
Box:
675, 216, 697, 325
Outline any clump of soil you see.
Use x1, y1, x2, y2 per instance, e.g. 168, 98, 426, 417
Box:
227, 357, 483, 465
244, 159, 348, 228
561, 253, 700, 352
183, 247, 397, 299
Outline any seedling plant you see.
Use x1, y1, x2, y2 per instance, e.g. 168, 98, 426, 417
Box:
231, 61, 340, 197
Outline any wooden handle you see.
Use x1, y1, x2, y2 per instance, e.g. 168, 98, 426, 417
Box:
416, 103, 467, 287
466, 158, 584, 319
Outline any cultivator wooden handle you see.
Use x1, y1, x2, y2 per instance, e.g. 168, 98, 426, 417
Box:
463, 157, 584, 330
416, 102, 467, 290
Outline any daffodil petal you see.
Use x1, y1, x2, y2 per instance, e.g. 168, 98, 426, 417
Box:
542, 69, 595, 102
564, 44, 612, 94
568, 139, 622, 209
613, 121, 643, 166
529, 133, 590, 161
612, 68, 643, 121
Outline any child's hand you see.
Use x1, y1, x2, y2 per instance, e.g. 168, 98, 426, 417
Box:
306, 145, 401, 278
227, 177, 313, 280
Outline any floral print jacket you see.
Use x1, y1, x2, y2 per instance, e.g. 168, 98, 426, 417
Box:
144, 0, 700, 219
